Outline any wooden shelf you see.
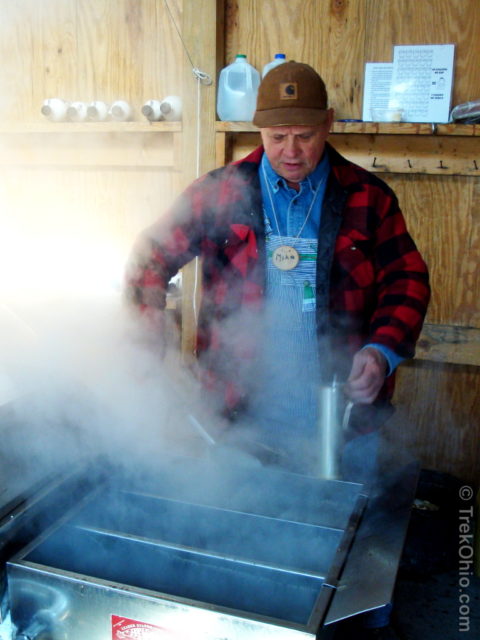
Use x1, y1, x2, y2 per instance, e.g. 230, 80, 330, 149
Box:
215, 120, 434, 134
435, 123, 480, 136
215, 121, 480, 136
334, 122, 480, 136
4, 120, 478, 137
0, 121, 182, 134
333, 122, 434, 135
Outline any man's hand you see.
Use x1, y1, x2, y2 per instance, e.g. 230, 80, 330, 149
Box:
344, 347, 388, 404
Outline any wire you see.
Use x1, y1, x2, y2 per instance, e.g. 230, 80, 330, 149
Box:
163, 0, 213, 89
163, 0, 213, 333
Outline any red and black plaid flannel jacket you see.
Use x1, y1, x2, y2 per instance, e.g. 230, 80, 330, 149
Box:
126, 143, 430, 426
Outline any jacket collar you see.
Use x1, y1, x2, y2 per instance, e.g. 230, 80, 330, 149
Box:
238, 142, 363, 192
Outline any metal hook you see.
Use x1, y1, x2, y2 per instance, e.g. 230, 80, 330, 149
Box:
372, 156, 387, 170
407, 159, 413, 169
437, 160, 448, 170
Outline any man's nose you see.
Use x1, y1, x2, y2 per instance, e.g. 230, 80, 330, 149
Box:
284, 136, 300, 155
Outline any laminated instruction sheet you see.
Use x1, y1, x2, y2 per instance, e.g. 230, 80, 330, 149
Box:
363, 44, 455, 123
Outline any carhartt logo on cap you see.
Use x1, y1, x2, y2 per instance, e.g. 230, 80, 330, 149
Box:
279, 82, 298, 100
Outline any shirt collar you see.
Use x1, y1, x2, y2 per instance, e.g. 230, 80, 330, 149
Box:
261, 149, 330, 194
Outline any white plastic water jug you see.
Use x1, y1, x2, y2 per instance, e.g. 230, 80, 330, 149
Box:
142, 99, 163, 121
262, 53, 286, 78
66, 101, 88, 122
41, 98, 69, 122
160, 95, 182, 121
109, 100, 132, 121
87, 101, 109, 121
217, 54, 260, 122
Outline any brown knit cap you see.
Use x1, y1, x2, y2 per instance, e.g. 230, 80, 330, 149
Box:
253, 61, 329, 127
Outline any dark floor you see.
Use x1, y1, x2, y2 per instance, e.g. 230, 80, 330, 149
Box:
333, 569, 480, 640
334, 468, 480, 640
393, 568, 480, 639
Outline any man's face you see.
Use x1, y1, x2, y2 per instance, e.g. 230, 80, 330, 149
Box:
260, 111, 334, 186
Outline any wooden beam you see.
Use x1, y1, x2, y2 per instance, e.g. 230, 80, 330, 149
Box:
180, 0, 223, 358
214, 122, 480, 176
416, 323, 480, 367
0, 131, 177, 168
331, 134, 480, 176
215, 131, 227, 169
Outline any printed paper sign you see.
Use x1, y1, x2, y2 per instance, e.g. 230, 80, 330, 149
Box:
362, 62, 394, 121
111, 615, 180, 640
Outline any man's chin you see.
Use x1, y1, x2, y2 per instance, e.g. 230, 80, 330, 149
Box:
280, 168, 305, 183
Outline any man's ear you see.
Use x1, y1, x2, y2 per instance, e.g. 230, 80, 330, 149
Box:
326, 108, 335, 130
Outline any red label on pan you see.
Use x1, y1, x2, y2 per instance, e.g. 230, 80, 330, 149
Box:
111, 615, 181, 640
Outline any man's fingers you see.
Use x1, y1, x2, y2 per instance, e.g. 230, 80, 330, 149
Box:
345, 347, 387, 404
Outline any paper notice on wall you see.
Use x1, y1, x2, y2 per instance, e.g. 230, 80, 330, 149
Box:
390, 44, 455, 123
362, 63, 394, 121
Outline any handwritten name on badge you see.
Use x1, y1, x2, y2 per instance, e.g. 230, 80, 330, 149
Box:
272, 245, 300, 271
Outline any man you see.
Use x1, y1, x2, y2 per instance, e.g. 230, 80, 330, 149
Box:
126, 59, 429, 640
126, 61, 429, 466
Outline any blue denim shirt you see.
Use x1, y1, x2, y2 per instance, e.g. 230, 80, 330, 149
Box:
248, 152, 402, 471
259, 152, 402, 375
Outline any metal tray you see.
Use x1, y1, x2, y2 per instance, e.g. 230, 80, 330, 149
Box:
7, 458, 366, 639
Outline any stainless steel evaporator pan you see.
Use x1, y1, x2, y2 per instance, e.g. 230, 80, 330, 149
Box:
7, 457, 369, 640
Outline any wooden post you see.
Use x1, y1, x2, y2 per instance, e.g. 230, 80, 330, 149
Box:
180, 0, 224, 359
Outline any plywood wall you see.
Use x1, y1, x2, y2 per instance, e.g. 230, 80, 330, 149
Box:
384, 173, 480, 484
0, 0, 184, 122
0, 0, 185, 300
224, 0, 480, 119
223, 0, 480, 485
